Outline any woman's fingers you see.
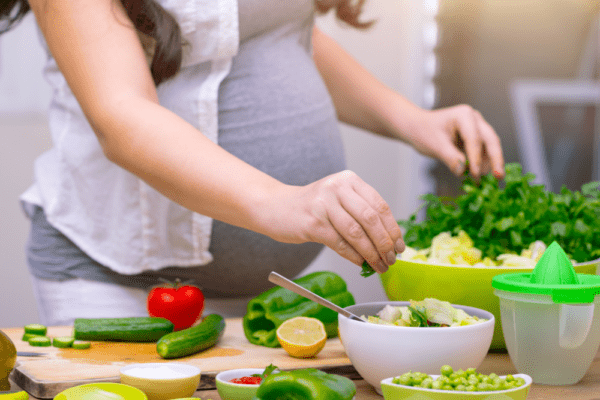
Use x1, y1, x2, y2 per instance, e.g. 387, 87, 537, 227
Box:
439, 105, 504, 180
474, 114, 505, 178
305, 170, 403, 274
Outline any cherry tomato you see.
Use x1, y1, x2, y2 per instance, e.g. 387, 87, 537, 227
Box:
147, 278, 205, 331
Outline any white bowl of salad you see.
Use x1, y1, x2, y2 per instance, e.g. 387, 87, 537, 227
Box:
338, 299, 494, 395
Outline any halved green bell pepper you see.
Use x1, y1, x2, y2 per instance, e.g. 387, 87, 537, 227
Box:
252, 368, 356, 400
243, 271, 355, 347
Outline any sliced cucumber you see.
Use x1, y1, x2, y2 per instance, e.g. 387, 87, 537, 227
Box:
72, 340, 91, 350
24, 324, 47, 336
28, 336, 51, 347
22, 333, 43, 342
52, 336, 75, 348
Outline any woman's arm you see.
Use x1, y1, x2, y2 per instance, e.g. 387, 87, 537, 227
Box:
312, 26, 505, 179
27, 0, 404, 273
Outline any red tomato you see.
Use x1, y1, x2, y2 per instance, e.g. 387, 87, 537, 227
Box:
147, 279, 205, 331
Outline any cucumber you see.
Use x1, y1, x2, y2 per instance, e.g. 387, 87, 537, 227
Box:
28, 336, 51, 347
22, 333, 43, 342
73, 317, 174, 342
24, 324, 47, 336
72, 340, 91, 349
52, 336, 75, 348
156, 314, 225, 359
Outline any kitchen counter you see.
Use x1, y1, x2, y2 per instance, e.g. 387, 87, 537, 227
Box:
5, 322, 600, 399
10, 349, 600, 400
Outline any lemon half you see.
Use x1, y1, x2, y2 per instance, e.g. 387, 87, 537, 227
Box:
276, 317, 327, 359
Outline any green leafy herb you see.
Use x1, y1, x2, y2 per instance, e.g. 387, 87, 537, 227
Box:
360, 261, 376, 277
398, 163, 600, 263
252, 364, 278, 379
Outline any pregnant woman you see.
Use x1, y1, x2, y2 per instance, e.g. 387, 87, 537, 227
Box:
0, 0, 505, 324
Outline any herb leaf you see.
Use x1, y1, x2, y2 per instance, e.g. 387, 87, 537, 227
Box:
398, 163, 600, 263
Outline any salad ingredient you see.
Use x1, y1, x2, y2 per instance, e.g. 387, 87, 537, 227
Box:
147, 278, 205, 331
366, 298, 486, 327
401, 231, 552, 267
156, 313, 225, 359
71, 340, 91, 350
399, 163, 600, 264
21, 333, 43, 342
23, 324, 47, 336
276, 317, 327, 358
0, 330, 16, 391
230, 364, 279, 385
254, 368, 356, 400
52, 336, 75, 348
73, 317, 174, 342
243, 271, 355, 347
230, 376, 262, 385
28, 336, 51, 347
392, 365, 526, 392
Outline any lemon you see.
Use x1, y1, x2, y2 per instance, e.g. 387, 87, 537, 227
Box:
276, 317, 327, 358
0, 330, 16, 391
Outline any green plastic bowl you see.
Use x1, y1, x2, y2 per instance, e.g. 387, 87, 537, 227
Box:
381, 374, 532, 400
380, 258, 599, 350
54, 383, 148, 400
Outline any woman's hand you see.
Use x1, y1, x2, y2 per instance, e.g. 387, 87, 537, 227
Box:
269, 170, 405, 274
403, 105, 505, 180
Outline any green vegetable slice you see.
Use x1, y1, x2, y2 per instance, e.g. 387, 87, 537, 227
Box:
71, 340, 91, 349
24, 324, 47, 336
28, 336, 51, 347
52, 336, 75, 348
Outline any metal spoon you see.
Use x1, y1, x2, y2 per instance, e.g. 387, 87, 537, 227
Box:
268, 271, 366, 323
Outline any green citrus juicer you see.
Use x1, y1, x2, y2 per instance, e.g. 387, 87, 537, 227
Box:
492, 241, 600, 385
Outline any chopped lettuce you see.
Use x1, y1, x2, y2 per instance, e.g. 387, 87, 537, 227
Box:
364, 298, 486, 327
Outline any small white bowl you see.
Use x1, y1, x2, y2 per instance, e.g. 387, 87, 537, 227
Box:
215, 368, 264, 400
120, 363, 201, 400
338, 301, 495, 395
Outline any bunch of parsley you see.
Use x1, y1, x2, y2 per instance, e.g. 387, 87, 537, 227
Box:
398, 163, 600, 263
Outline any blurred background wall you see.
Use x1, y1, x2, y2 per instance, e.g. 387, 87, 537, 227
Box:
2, 0, 600, 328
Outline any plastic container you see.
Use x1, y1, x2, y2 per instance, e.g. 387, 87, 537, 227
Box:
492, 241, 600, 385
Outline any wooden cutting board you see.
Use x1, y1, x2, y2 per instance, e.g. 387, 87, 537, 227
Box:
4, 319, 353, 399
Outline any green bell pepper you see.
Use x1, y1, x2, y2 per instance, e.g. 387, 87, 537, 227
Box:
252, 368, 356, 400
243, 271, 355, 347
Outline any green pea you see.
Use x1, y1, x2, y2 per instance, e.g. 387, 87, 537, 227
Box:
412, 376, 424, 386
441, 365, 453, 377
431, 380, 444, 390
397, 375, 412, 386
489, 373, 499, 380
442, 385, 454, 391
420, 379, 433, 389
477, 382, 490, 391
465, 385, 477, 392
466, 368, 477, 376
515, 378, 526, 387
455, 384, 467, 391
506, 374, 514, 382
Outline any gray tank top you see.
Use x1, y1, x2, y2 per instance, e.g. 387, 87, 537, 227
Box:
26, 0, 346, 298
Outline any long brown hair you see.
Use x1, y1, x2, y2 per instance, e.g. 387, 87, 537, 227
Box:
0, 0, 372, 86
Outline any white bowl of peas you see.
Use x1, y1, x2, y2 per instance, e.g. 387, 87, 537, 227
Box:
380, 365, 532, 400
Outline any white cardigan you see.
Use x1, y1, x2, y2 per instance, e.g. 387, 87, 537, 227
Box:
21, 0, 240, 274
